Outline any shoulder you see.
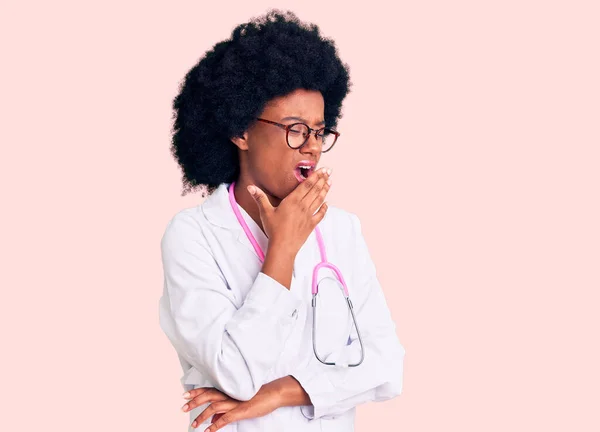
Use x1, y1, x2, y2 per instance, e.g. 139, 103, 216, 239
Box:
161, 205, 209, 252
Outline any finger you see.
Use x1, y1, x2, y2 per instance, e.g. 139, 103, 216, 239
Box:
301, 169, 329, 208
295, 167, 329, 201
247, 185, 273, 215
308, 178, 331, 215
183, 389, 229, 412
183, 387, 211, 400
211, 413, 224, 424
206, 406, 248, 432
311, 201, 328, 226
191, 400, 238, 428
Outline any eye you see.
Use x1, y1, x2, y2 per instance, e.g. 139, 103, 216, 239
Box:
317, 130, 330, 140
288, 124, 309, 136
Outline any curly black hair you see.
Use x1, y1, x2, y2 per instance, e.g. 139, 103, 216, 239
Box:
170, 9, 352, 197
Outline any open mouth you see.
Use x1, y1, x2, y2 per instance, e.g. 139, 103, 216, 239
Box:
294, 163, 315, 182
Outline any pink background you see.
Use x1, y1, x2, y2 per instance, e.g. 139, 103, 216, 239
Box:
3, 1, 599, 431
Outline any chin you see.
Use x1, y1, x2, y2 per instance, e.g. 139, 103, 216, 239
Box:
274, 179, 298, 201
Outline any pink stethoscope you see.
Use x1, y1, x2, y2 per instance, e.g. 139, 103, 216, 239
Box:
228, 181, 365, 367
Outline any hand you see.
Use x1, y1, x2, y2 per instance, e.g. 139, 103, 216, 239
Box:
248, 167, 332, 254
182, 384, 282, 431
182, 388, 235, 428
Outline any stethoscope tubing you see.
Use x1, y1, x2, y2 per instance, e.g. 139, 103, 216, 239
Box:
228, 181, 365, 367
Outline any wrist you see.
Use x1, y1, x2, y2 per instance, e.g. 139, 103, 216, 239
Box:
261, 243, 296, 290
273, 376, 311, 408
267, 238, 297, 259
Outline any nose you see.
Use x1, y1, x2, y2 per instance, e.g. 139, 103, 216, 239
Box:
300, 130, 322, 157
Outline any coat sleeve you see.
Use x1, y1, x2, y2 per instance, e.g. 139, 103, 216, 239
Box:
159, 212, 302, 401
291, 213, 406, 420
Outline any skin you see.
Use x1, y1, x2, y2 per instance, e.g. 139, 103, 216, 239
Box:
182, 376, 311, 430
232, 88, 333, 290
230, 88, 332, 235
181, 89, 336, 430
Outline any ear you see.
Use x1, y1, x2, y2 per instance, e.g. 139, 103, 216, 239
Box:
230, 132, 249, 150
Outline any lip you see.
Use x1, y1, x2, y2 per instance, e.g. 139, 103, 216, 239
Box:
294, 160, 317, 183
295, 160, 316, 169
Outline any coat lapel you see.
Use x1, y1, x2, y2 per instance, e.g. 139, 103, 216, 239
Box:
201, 182, 269, 261
202, 182, 305, 280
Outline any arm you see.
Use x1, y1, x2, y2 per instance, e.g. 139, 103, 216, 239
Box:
289, 213, 406, 419
274, 376, 312, 406
160, 212, 301, 401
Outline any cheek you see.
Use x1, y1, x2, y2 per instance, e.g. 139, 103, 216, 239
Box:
251, 139, 291, 172
247, 133, 297, 191
249, 131, 283, 158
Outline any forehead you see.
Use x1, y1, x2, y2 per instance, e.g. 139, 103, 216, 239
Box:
261, 88, 325, 121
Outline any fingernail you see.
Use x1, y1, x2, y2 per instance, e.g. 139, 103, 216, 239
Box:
191, 420, 197, 427
182, 392, 191, 398
327, 178, 332, 186
327, 168, 332, 175
182, 404, 188, 412
247, 185, 256, 195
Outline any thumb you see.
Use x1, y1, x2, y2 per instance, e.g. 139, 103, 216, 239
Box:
247, 185, 273, 214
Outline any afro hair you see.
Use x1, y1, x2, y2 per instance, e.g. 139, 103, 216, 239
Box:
170, 9, 352, 196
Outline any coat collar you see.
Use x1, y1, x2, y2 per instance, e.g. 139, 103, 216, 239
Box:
201, 182, 269, 259
201, 182, 241, 229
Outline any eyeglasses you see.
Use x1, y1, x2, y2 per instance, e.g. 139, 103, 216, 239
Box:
256, 118, 340, 153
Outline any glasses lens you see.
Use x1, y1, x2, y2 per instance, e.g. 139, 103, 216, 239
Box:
287, 123, 310, 148
320, 129, 337, 152
287, 124, 339, 151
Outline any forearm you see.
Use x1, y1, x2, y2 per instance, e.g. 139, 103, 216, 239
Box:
291, 330, 406, 419
264, 375, 312, 408
261, 241, 297, 290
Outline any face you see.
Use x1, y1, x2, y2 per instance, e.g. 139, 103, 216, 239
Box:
231, 88, 326, 202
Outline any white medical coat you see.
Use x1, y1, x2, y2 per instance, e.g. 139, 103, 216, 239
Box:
159, 182, 406, 431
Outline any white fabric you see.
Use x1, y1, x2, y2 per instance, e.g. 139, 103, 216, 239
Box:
159, 182, 406, 431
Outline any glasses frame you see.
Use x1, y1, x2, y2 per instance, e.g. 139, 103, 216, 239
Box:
256, 117, 340, 153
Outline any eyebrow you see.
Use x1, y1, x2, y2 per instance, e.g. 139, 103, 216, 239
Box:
280, 116, 326, 126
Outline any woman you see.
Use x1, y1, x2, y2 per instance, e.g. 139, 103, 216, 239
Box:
159, 10, 406, 432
